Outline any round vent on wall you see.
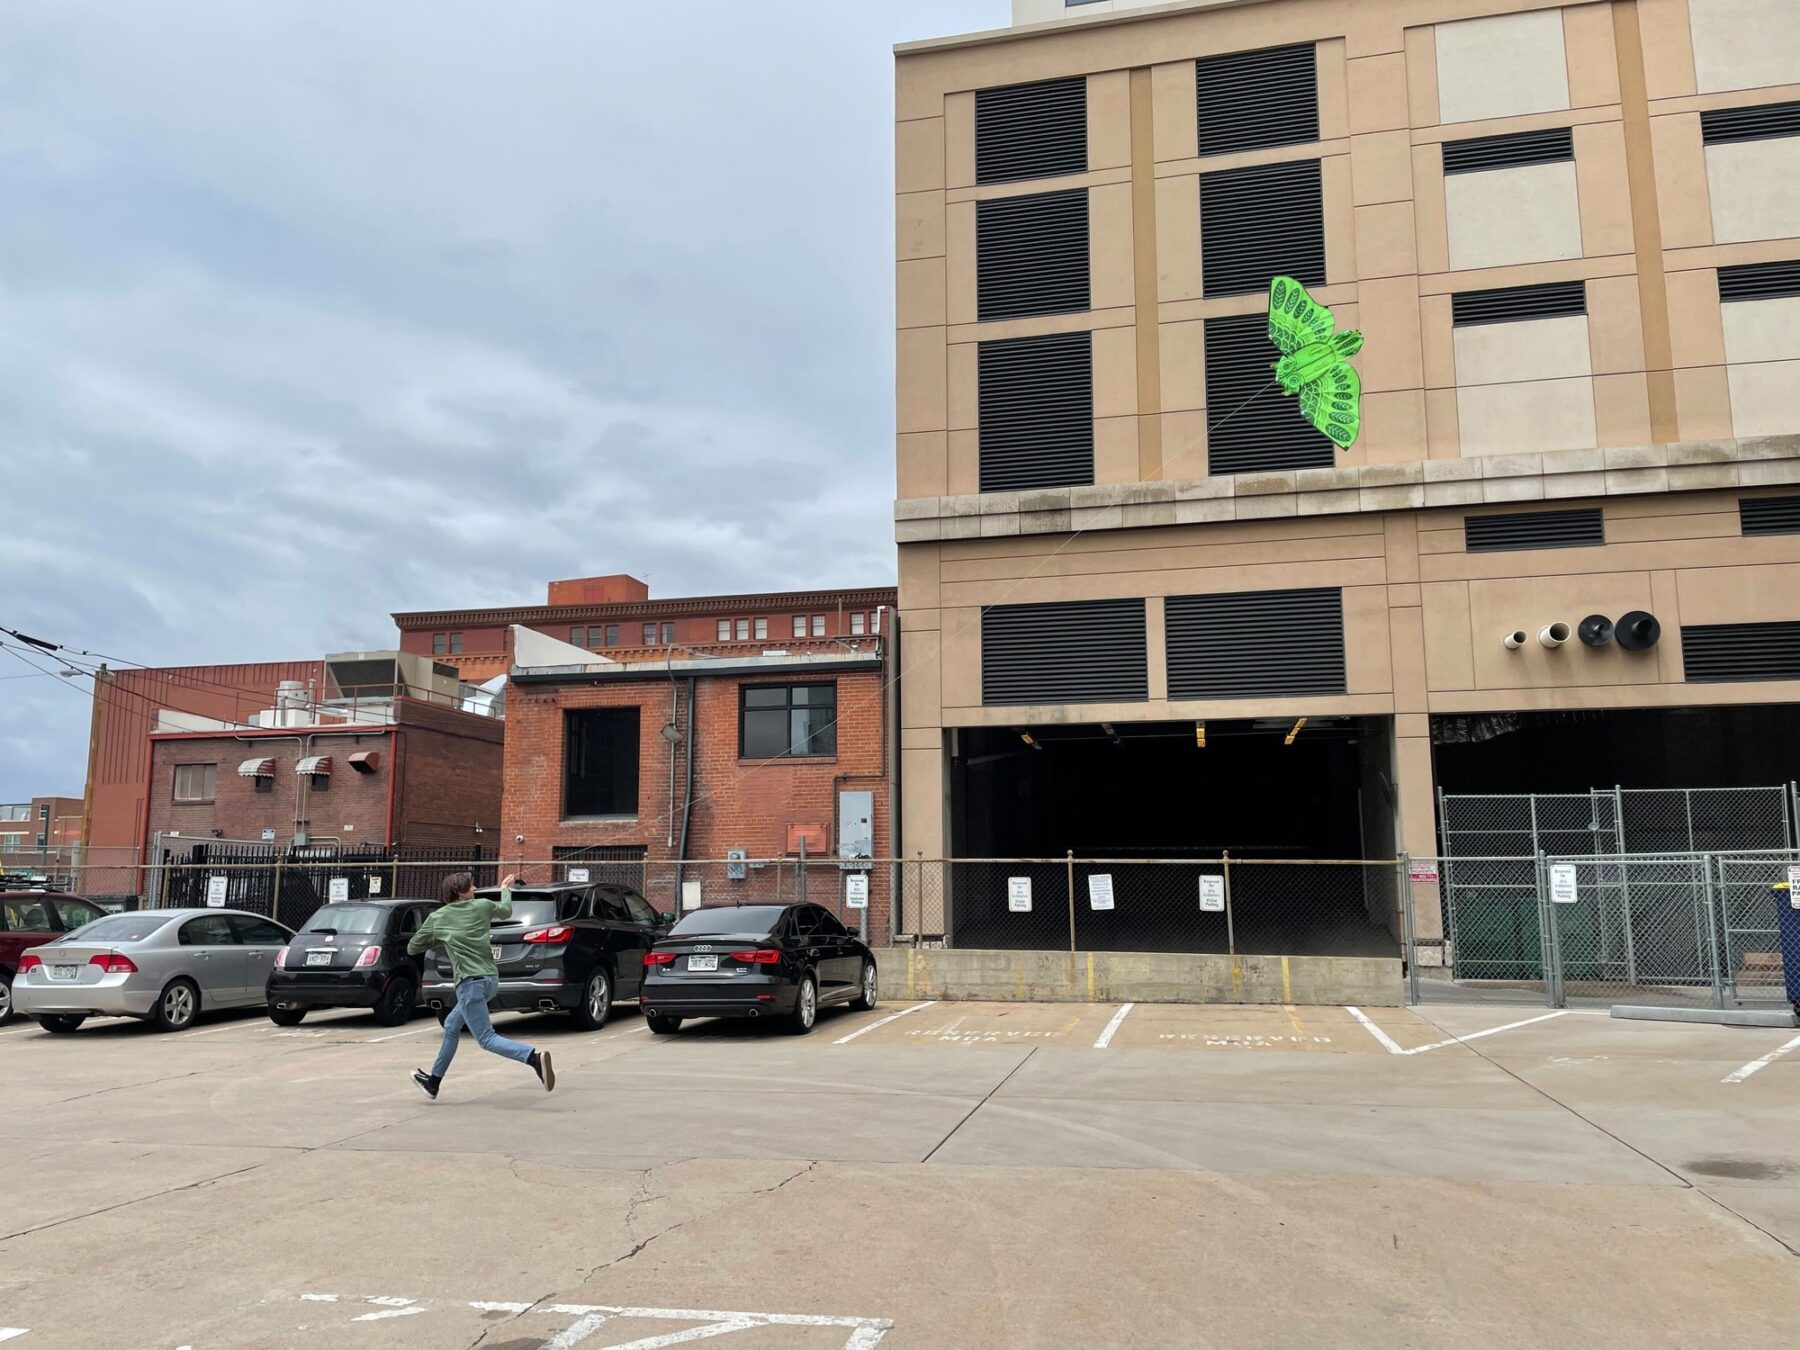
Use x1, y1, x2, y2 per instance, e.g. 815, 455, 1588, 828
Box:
1616, 611, 1662, 651
1578, 615, 1615, 648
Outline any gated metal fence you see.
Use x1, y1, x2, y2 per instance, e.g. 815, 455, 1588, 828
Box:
1408, 850, 1798, 1009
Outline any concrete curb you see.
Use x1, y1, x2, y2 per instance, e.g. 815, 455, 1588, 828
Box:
1610, 1004, 1798, 1028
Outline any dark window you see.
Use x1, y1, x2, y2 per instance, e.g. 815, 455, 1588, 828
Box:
661, 623, 675, 644
1465, 507, 1605, 552
563, 708, 640, 817
495, 895, 562, 927
1683, 622, 1800, 683
398, 908, 423, 935
173, 764, 217, 804
643, 623, 657, 645
228, 914, 289, 945
570, 627, 585, 646
1441, 126, 1573, 175
670, 905, 784, 936
1204, 312, 1334, 474
1452, 280, 1587, 327
605, 625, 620, 647
1165, 588, 1346, 699
812, 906, 849, 938
1701, 100, 1800, 145
1741, 495, 1800, 535
432, 633, 447, 655
982, 599, 1149, 706
789, 905, 823, 938
61, 913, 172, 943
1196, 43, 1317, 157
449, 633, 463, 654
592, 888, 631, 922
740, 683, 838, 759
1718, 260, 1800, 303
589, 626, 606, 647
302, 904, 388, 935
977, 188, 1090, 321
1200, 158, 1323, 298
979, 330, 1094, 491
976, 76, 1087, 185
0, 898, 52, 932
49, 897, 103, 931
179, 914, 237, 946
311, 773, 329, 793
621, 891, 658, 926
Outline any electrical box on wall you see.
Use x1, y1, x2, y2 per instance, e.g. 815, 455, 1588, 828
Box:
838, 790, 874, 864
727, 848, 747, 881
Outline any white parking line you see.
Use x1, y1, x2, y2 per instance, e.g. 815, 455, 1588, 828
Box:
1344, 1006, 1405, 1055
1723, 1031, 1800, 1084
1093, 1003, 1135, 1049
0, 1328, 28, 1342
364, 1025, 438, 1043
1404, 1010, 1570, 1056
833, 1001, 936, 1045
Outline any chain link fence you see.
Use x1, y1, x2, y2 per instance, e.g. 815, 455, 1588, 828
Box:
1, 845, 147, 911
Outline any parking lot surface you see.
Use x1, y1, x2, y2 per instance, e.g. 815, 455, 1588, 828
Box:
2, 997, 1798, 1348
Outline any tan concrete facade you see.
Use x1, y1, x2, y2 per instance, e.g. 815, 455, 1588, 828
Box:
895, 0, 1800, 930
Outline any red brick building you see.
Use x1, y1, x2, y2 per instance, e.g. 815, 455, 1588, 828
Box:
392, 574, 896, 685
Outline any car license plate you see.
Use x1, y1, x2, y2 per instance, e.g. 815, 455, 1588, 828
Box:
687, 954, 718, 972
50, 964, 78, 981
492, 945, 503, 962
305, 950, 332, 967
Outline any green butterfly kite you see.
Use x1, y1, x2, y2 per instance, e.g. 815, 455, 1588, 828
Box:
1267, 275, 1364, 450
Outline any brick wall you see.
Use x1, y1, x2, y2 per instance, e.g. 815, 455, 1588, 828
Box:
392, 701, 505, 848
502, 667, 893, 934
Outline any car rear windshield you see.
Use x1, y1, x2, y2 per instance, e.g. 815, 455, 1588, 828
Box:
301, 905, 388, 935
62, 914, 175, 944
670, 906, 783, 937
492, 896, 560, 927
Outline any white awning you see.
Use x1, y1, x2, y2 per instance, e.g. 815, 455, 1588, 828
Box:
237, 757, 276, 778
295, 755, 333, 776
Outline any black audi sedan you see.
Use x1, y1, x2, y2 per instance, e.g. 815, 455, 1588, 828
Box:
638, 902, 877, 1035
266, 898, 441, 1026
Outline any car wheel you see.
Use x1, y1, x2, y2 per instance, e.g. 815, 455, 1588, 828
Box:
646, 1014, 682, 1035
786, 975, 818, 1036
268, 1004, 307, 1027
571, 969, 612, 1030
0, 971, 13, 1027
38, 1014, 86, 1034
371, 975, 416, 1027
849, 961, 878, 1012
150, 978, 200, 1032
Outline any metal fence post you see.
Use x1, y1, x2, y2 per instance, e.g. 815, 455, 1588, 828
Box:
1701, 853, 1726, 1009
1065, 850, 1077, 954
1399, 854, 1418, 1004
1221, 850, 1236, 957
1536, 851, 1562, 1008
272, 851, 286, 927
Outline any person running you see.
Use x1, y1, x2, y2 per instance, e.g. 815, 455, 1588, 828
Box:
408, 871, 554, 1099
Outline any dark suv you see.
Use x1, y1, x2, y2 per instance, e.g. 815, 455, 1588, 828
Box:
420, 882, 674, 1030
266, 898, 442, 1026
1, 891, 106, 1026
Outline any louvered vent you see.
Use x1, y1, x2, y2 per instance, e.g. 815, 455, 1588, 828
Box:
1683, 622, 1800, 683
977, 189, 1090, 322
1165, 588, 1346, 699
976, 77, 1088, 185
1196, 43, 1318, 157
1465, 508, 1605, 552
978, 331, 1094, 492
1441, 126, 1573, 175
1701, 100, 1800, 145
1204, 312, 1334, 474
1740, 495, 1800, 536
1718, 260, 1800, 303
982, 599, 1148, 706
1200, 158, 1323, 299
1452, 280, 1587, 327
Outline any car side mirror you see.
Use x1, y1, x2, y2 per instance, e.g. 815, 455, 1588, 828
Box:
658, 911, 676, 926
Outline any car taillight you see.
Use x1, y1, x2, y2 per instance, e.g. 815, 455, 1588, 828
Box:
731, 949, 782, 965
523, 926, 571, 944
89, 953, 138, 974
19, 955, 41, 973
355, 945, 382, 968
274, 946, 289, 970
644, 950, 676, 966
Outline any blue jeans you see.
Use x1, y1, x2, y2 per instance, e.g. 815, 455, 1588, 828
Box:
430, 975, 534, 1080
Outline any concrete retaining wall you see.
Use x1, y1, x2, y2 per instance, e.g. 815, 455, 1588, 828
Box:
871, 947, 1405, 1008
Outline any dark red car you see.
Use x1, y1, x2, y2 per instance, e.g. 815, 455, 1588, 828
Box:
1, 891, 108, 1025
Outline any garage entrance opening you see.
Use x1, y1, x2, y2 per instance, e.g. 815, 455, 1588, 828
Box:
948, 717, 1398, 957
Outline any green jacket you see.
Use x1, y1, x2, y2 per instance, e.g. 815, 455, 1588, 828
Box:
408, 890, 511, 983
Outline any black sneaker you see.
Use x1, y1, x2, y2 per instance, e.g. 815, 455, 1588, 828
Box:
412, 1069, 440, 1100
529, 1049, 555, 1092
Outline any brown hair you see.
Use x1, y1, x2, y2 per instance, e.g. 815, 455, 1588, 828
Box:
440, 872, 476, 903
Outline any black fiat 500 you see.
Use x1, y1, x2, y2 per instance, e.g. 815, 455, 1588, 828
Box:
266, 898, 441, 1026
638, 902, 877, 1036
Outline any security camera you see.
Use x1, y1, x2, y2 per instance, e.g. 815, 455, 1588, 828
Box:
515, 834, 526, 845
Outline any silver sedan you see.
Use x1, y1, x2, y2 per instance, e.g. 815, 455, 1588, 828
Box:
14, 907, 294, 1033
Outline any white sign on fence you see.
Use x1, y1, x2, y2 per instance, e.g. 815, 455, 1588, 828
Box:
681, 879, 704, 911
845, 874, 869, 910
1088, 873, 1115, 911
368, 876, 382, 895
567, 867, 591, 883
1007, 876, 1033, 912
1549, 863, 1579, 905
1199, 875, 1225, 913
205, 875, 229, 908
1408, 861, 1439, 884
1788, 867, 1800, 907
328, 877, 350, 903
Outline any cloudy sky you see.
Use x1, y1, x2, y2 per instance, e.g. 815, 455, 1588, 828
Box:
0, 0, 1003, 801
